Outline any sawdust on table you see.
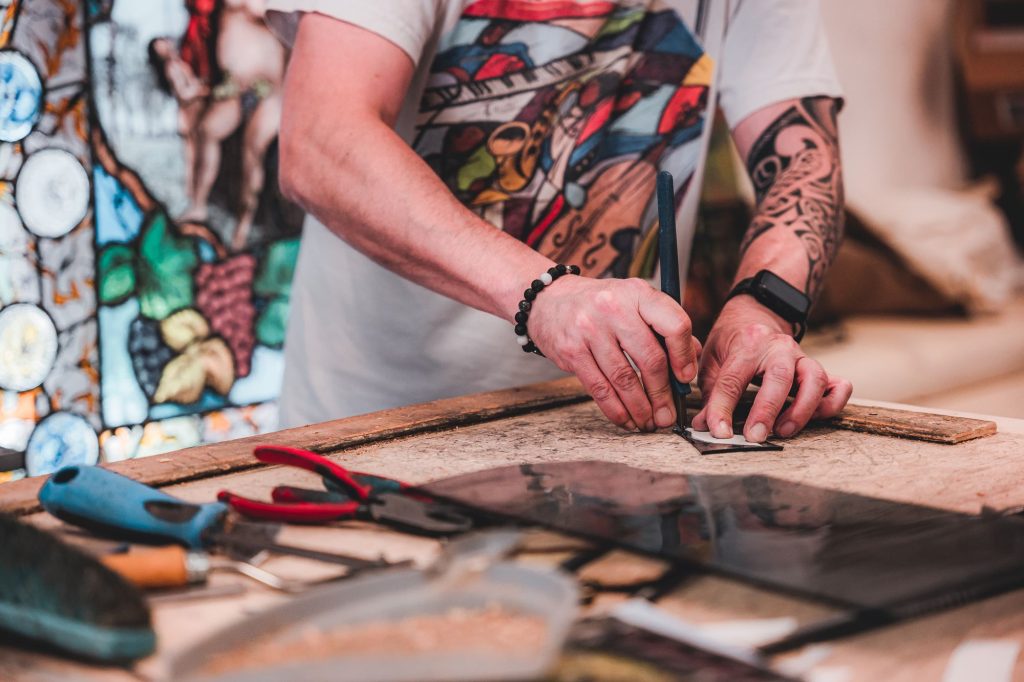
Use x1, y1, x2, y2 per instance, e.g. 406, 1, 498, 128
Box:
201, 603, 547, 675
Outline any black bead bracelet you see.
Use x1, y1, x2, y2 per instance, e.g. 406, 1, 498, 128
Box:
514, 264, 580, 355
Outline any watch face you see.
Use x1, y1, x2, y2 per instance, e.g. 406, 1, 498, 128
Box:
757, 271, 810, 319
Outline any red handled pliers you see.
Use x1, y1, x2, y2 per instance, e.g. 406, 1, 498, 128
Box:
217, 445, 472, 535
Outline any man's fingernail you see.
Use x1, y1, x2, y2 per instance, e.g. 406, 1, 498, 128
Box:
655, 406, 673, 428
645, 420, 656, 432
748, 422, 768, 443
624, 420, 637, 432
679, 363, 696, 382
711, 420, 732, 438
778, 421, 797, 437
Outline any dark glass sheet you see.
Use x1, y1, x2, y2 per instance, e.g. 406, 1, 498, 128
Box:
424, 461, 1024, 612
562, 617, 794, 681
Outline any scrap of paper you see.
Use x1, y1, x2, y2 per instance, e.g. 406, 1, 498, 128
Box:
684, 428, 760, 446
698, 617, 798, 648
942, 639, 1020, 682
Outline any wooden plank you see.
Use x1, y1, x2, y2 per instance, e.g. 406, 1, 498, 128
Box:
0, 377, 1000, 516
0, 377, 589, 517
829, 404, 998, 444
682, 389, 999, 444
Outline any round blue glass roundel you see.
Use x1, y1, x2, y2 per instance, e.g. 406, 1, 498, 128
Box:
0, 51, 42, 143
25, 412, 100, 477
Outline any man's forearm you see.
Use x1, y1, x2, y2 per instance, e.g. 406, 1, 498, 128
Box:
279, 16, 554, 323
733, 97, 845, 304
694, 97, 850, 441
280, 113, 553, 322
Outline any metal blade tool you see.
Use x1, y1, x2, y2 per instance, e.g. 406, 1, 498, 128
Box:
38, 464, 387, 570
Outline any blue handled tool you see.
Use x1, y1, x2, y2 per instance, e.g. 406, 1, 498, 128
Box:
38, 465, 386, 569
39, 465, 226, 548
656, 170, 693, 430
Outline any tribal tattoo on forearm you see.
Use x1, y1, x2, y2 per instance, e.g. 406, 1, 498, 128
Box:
740, 97, 844, 300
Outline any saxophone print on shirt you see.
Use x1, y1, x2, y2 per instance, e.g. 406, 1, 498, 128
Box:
413, 0, 713, 278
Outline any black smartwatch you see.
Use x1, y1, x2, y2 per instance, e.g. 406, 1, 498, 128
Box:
725, 270, 810, 342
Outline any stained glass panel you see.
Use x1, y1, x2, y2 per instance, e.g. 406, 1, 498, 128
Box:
0, 0, 300, 480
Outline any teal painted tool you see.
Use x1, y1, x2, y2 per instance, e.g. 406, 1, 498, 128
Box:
0, 512, 155, 662
39, 464, 228, 548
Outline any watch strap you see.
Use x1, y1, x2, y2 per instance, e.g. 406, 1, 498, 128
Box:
725, 273, 808, 342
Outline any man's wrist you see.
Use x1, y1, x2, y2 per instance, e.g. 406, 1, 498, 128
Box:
495, 256, 560, 322
716, 295, 792, 336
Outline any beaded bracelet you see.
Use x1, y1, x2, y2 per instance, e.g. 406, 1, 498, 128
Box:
513, 264, 581, 355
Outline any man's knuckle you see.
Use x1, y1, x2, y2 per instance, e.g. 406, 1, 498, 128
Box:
764, 364, 793, 384
646, 382, 671, 399
665, 314, 691, 339
610, 364, 640, 390
715, 373, 746, 398
589, 380, 615, 403
576, 315, 598, 337
626, 277, 650, 293
637, 346, 666, 373
593, 290, 618, 314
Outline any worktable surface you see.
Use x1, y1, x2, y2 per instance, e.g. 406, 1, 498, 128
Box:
3, 377, 1024, 681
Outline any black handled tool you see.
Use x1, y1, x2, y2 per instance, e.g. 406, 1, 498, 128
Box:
656, 170, 693, 430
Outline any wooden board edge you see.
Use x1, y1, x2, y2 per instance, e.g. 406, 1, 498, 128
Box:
0, 377, 590, 516
827, 404, 998, 444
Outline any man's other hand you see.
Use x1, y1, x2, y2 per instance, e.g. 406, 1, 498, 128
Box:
528, 276, 701, 432
692, 297, 852, 442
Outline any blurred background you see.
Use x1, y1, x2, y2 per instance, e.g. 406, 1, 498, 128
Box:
0, 0, 1021, 481
689, 0, 1024, 420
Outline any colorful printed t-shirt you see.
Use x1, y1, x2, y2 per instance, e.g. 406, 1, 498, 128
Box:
265, 0, 842, 427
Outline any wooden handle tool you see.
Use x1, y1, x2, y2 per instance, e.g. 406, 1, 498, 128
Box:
102, 545, 334, 593
101, 545, 208, 589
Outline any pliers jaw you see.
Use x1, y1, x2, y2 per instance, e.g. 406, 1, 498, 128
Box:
370, 493, 474, 535
219, 446, 474, 535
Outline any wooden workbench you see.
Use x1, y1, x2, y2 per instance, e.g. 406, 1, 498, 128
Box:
3, 377, 1024, 681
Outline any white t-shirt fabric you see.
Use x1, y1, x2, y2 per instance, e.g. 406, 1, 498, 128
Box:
264, 0, 841, 427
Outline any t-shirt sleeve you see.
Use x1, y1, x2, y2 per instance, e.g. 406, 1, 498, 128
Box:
717, 0, 843, 129
264, 0, 441, 66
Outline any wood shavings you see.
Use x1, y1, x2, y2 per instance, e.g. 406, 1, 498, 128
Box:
517, 529, 595, 554
201, 603, 547, 676
577, 550, 670, 588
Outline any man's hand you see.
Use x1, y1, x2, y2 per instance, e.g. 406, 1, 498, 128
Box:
692, 297, 852, 442
528, 276, 701, 432
698, 96, 849, 442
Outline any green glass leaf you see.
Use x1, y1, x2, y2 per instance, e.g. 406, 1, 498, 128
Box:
97, 243, 136, 304
136, 211, 198, 320
253, 238, 299, 299
255, 297, 289, 348
456, 145, 496, 192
